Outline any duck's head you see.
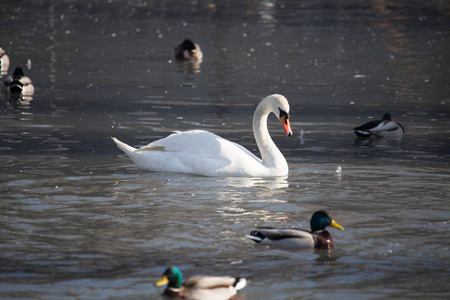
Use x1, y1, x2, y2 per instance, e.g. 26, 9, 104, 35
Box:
381, 113, 392, 121
180, 39, 196, 51
155, 266, 183, 288
310, 210, 344, 232
12, 67, 25, 78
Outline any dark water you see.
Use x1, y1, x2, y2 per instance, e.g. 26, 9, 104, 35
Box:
1, 0, 449, 299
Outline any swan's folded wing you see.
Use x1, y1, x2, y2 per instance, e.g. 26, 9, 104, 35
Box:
150, 130, 227, 156
137, 145, 165, 151
150, 130, 260, 162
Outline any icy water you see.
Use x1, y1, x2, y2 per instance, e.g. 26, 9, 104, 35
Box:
1, 0, 449, 299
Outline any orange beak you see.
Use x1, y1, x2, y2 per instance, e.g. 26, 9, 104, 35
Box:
280, 115, 292, 137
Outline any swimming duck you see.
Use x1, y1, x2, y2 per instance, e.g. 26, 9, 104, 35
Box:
3, 67, 34, 95
353, 113, 404, 138
174, 39, 203, 62
112, 94, 292, 177
0, 46, 10, 72
247, 211, 344, 250
155, 266, 247, 300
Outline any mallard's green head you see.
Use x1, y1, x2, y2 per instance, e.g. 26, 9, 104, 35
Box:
155, 266, 183, 288
310, 211, 344, 232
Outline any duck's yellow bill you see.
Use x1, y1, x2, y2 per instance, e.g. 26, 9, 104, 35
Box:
155, 275, 169, 286
280, 115, 292, 137
331, 219, 344, 230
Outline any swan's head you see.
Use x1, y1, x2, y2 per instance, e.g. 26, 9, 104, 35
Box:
265, 94, 292, 137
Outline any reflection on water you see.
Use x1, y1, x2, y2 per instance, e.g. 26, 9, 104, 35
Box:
6, 94, 34, 109
174, 59, 202, 74
0, 0, 449, 299
353, 136, 403, 148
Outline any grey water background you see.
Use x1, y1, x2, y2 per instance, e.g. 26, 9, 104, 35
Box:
1, 0, 449, 299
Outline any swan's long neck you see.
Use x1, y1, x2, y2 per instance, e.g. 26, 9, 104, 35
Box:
252, 102, 287, 170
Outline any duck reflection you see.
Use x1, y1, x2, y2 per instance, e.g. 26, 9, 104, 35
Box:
6, 93, 34, 109
353, 136, 403, 149
314, 249, 341, 263
174, 59, 202, 74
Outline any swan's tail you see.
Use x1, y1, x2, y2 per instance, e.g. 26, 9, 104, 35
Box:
111, 137, 137, 154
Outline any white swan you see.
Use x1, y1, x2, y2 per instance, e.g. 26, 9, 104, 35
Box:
112, 94, 292, 177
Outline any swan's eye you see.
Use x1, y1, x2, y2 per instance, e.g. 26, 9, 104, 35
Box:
278, 108, 289, 124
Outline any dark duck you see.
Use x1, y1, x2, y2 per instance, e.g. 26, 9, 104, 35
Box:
174, 39, 203, 62
353, 113, 404, 139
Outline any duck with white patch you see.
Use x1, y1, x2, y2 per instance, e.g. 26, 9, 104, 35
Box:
112, 94, 292, 177
155, 266, 247, 300
174, 39, 203, 62
0, 45, 10, 73
247, 211, 344, 250
3, 67, 34, 95
353, 113, 404, 139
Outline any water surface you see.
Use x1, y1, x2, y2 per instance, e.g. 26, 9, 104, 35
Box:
1, 0, 449, 299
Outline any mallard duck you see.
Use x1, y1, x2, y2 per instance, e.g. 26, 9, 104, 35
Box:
112, 94, 292, 177
174, 39, 203, 62
0, 46, 10, 71
353, 113, 404, 138
247, 211, 344, 250
3, 67, 34, 95
155, 266, 247, 300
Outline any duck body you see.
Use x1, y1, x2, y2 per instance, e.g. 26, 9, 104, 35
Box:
247, 227, 334, 250
174, 39, 203, 62
353, 113, 404, 138
0, 46, 10, 70
4, 67, 34, 95
113, 94, 292, 177
156, 267, 247, 300
247, 211, 344, 250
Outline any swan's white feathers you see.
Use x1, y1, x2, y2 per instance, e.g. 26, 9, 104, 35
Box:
111, 137, 137, 153
114, 130, 264, 176
137, 145, 165, 151
148, 130, 254, 158
113, 94, 291, 177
